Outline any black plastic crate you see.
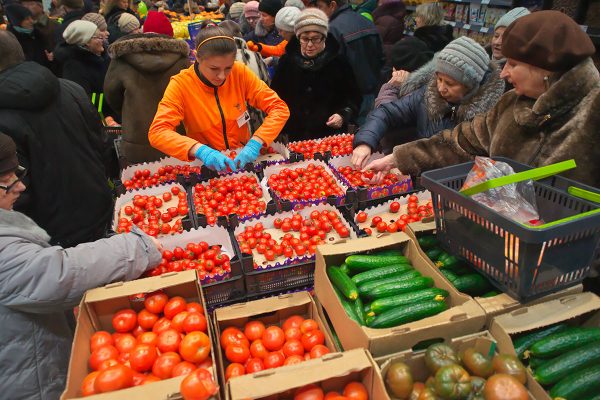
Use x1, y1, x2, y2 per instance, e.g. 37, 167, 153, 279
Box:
201, 246, 246, 308
421, 157, 600, 302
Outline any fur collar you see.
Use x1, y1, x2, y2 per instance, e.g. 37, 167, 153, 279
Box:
513, 58, 600, 128
0, 209, 51, 244
425, 61, 505, 122
397, 58, 437, 98
108, 33, 190, 59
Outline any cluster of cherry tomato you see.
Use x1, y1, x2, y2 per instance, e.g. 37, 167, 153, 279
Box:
123, 165, 201, 191
288, 135, 354, 160
291, 381, 369, 400
80, 293, 212, 397
335, 166, 401, 188
236, 210, 351, 267
355, 195, 434, 235
116, 186, 189, 237
145, 241, 232, 282
221, 315, 330, 381
193, 175, 267, 224
267, 164, 345, 203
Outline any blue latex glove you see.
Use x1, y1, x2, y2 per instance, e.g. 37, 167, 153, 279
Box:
233, 139, 262, 169
195, 145, 236, 172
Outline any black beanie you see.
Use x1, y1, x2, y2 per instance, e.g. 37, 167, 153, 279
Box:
258, 0, 282, 17
0, 133, 19, 175
4, 4, 33, 27
389, 37, 434, 72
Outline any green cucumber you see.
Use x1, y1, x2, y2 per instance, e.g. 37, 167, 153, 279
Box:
425, 248, 444, 260
534, 340, 600, 385
482, 290, 501, 298
339, 263, 351, 276
369, 288, 449, 314
452, 274, 493, 296
435, 255, 464, 271
351, 263, 413, 286
363, 276, 435, 300
345, 254, 409, 272
353, 296, 366, 326
549, 364, 600, 400
440, 269, 459, 283
327, 266, 358, 300
418, 235, 439, 250
333, 286, 362, 325
528, 356, 552, 370
367, 300, 448, 329
363, 302, 371, 315
357, 270, 421, 295
513, 323, 569, 359
372, 249, 404, 256
530, 327, 600, 358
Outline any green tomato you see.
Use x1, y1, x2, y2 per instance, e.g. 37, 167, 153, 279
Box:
434, 364, 472, 400
425, 343, 459, 374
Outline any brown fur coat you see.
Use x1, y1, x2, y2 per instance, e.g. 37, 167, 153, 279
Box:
393, 58, 600, 188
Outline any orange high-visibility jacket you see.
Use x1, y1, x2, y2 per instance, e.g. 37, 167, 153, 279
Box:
149, 61, 289, 161
248, 40, 288, 58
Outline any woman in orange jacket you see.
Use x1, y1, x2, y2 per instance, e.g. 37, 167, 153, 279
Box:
148, 26, 290, 171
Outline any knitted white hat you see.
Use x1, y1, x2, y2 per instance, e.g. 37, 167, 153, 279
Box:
276, 6, 301, 33
118, 13, 140, 34
495, 7, 530, 30
294, 7, 328, 37
436, 36, 490, 89
63, 20, 98, 45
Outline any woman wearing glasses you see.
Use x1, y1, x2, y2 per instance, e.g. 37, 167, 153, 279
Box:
0, 132, 162, 399
270, 8, 361, 142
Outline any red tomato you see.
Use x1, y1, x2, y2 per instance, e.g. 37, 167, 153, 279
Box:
225, 363, 245, 380
282, 315, 305, 331
309, 344, 330, 359
142, 375, 162, 385
89, 345, 119, 371
282, 339, 305, 357
186, 302, 205, 314
80, 371, 99, 396
137, 331, 159, 346
164, 296, 187, 319
343, 382, 368, 400
376, 221, 388, 233
294, 384, 324, 400
152, 352, 181, 380
389, 201, 400, 213
263, 351, 285, 369
284, 355, 305, 366
245, 357, 265, 373
225, 343, 251, 364
262, 326, 285, 351
179, 368, 217, 400
371, 216, 382, 227
179, 331, 211, 363
157, 329, 182, 353
172, 361, 197, 377
129, 344, 158, 372
301, 330, 325, 352
137, 309, 159, 331
284, 327, 302, 341
93, 364, 134, 393
97, 359, 119, 371
408, 195, 418, 203
90, 331, 113, 352
355, 212, 368, 223
152, 317, 173, 335
250, 339, 269, 359
183, 312, 207, 333
170, 311, 190, 333
112, 309, 137, 333
220, 327, 250, 349
300, 319, 319, 334
244, 321, 266, 342
324, 392, 343, 400
114, 333, 136, 354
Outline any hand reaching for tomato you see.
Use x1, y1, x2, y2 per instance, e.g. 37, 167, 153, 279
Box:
362, 154, 398, 185
351, 144, 372, 170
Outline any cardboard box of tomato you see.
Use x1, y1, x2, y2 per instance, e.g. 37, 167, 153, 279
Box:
314, 233, 487, 357
211, 291, 337, 392
119, 156, 202, 193
226, 348, 389, 400
61, 270, 220, 400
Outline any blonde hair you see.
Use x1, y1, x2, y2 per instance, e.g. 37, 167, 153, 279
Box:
415, 2, 445, 26
101, 0, 131, 17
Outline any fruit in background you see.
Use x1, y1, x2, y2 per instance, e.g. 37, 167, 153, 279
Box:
123, 165, 201, 191
267, 164, 344, 202
336, 165, 401, 189
288, 135, 353, 159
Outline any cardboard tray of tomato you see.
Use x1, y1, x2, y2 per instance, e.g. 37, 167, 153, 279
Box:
191, 170, 278, 229
262, 159, 351, 210
112, 182, 195, 237
155, 226, 246, 308
232, 204, 357, 296
119, 156, 203, 192
211, 291, 338, 391
61, 270, 220, 400
286, 133, 354, 162
328, 153, 413, 204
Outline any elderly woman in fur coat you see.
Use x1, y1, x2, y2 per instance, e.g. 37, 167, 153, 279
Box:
352, 36, 505, 166
104, 31, 190, 164
360, 11, 600, 190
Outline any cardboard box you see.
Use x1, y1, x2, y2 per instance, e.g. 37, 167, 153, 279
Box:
315, 233, 486, 357
61, 270, 219, 400
212, 292, 337, 390
490, 292, 600, 400
226, 348, 389, 400
377, 331, 536, 399
407, 222, 584, 324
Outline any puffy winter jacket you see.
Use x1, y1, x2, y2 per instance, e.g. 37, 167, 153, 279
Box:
149, 61, 289, 160
0, 210, 161, 400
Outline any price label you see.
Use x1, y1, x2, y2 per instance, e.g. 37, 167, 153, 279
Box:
449, 21, 456, 26
482, 0, 490, 4
480, 26, 489, 33
463, 24, 471, 30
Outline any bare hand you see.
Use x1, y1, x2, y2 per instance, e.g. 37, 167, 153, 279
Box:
362, 154, 397, 184
326, 113, 343, 129
149, 236, 164, 252
351, 144, 372, 169
389, 69, 410, 87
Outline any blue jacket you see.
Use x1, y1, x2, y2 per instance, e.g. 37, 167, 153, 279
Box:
354, 61, 505, 150
328, 4, 384, 96
244, 21, 283, 46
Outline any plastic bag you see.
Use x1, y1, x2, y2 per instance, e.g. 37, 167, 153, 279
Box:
461, 157, 541, 225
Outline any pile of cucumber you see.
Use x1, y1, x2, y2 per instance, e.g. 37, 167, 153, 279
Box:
514, 323, 600, 400
417, 235, 498, 297
326, 249, 450, 329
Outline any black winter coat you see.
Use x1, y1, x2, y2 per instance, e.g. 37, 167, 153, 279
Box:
0, 62, 112, 247
54, 43, 109, 96
271, 35, 362, 141
8, 26, 52, 70
413, 24, 453, 53
328, 4, 385, 96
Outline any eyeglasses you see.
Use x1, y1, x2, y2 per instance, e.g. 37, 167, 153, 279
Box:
299, 36, 325, 45
0, 166, 27, 193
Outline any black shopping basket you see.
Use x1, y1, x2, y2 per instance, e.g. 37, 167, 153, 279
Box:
421, 158, 600, 302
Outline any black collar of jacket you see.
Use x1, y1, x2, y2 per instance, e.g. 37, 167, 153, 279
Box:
193, 61, 226, 89
287, 34, 340, 71
330, 4, 351, 21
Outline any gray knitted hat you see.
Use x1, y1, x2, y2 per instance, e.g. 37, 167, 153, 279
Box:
495, 7, 530, 30
435, 36, 490, 89
294, 7, 328, 37
276, 6, 301, 32
82, 13, 107, 31
284, 0, 304, 9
